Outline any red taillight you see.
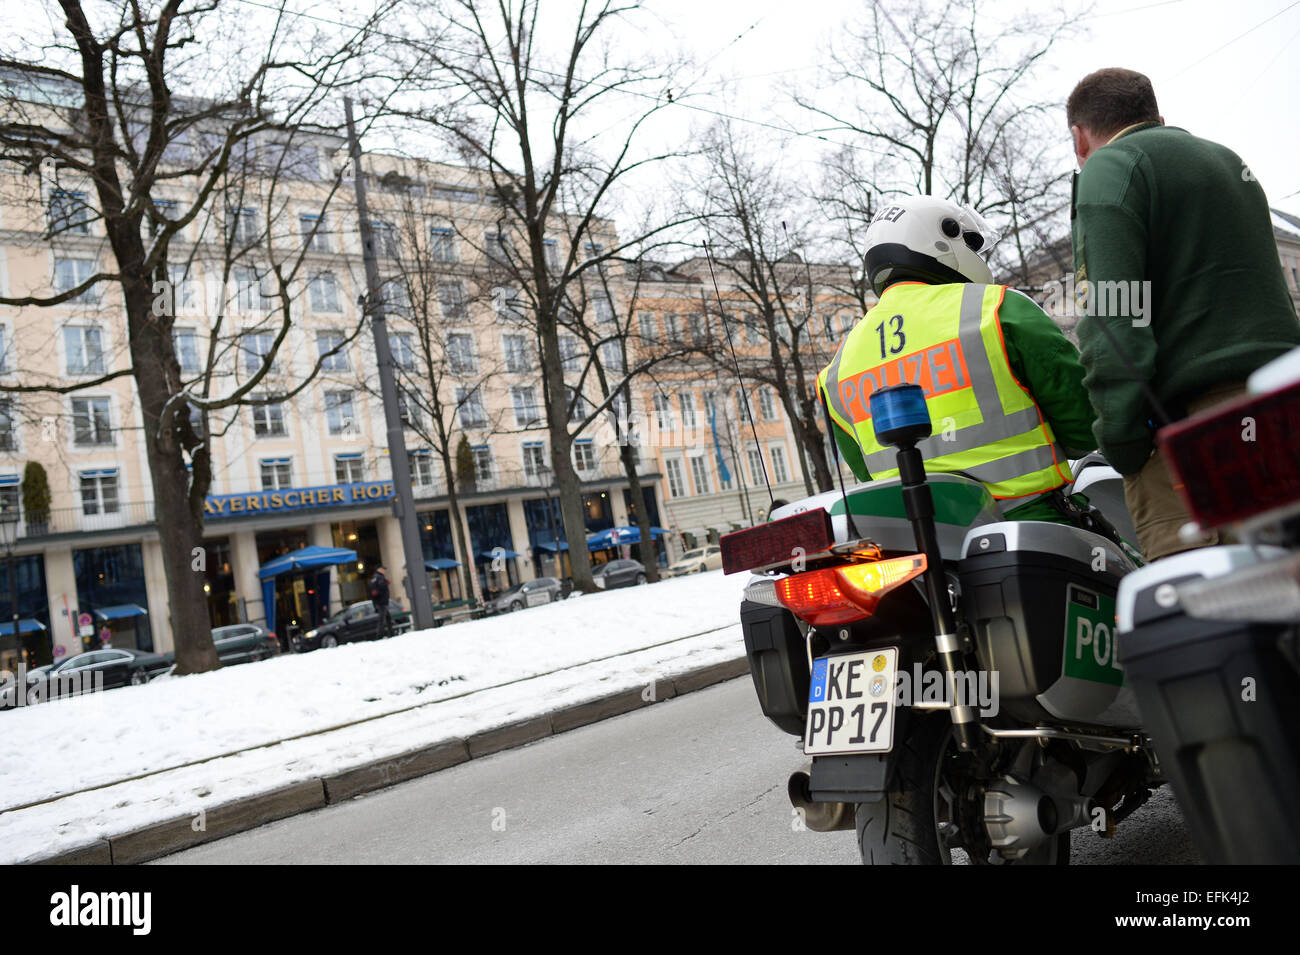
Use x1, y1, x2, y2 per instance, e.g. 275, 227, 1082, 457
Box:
720, 509, 835, 574
776, 555, 926, 627
1158, 378, 1300, 528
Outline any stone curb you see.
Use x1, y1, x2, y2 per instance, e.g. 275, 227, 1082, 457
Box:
29, 655, 749, 865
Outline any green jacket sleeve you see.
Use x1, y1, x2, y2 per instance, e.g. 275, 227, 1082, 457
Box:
997, 288, 1098, 458
1072, 148, 1159, 475
818, 371, 868, 481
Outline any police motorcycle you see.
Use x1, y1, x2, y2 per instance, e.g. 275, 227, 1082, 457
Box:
1115, 347, 1300, 864
721, 382, 1162, 865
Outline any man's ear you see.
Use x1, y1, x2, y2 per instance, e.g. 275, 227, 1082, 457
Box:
1070, 125, 1090, 168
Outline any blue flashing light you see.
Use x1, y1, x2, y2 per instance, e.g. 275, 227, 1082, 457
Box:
870, 384, 932, 445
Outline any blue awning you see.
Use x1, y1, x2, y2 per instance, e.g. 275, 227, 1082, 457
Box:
258, 545, 359, 580
534, 540, 569, 553
425, 558, 461, 571
586, 525, 669, 550
0, 618, 47, 636
93, 604, 148, 621
477, 549, 521, 562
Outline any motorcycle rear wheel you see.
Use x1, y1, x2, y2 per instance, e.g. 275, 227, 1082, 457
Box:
854, 712, 1069, 865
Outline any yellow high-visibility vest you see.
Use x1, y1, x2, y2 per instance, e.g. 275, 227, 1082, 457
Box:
817, 282, 1071, 500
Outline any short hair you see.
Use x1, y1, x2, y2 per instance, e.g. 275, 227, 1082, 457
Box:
1066, 68, 1160, 135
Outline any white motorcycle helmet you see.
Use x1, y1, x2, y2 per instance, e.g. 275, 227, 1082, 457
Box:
863, 196, 999, 295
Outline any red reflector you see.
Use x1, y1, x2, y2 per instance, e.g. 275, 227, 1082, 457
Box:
1158, 379, 1300, 528
720, 509, 835, 574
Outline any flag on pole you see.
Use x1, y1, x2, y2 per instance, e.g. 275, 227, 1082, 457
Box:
711, 406, 732, 484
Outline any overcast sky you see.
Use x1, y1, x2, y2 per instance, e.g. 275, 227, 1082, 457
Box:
652, 0, 1300, 214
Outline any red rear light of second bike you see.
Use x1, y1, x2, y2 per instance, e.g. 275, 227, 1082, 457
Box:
776, 554, 926, 627
1158, 377, 1300, 529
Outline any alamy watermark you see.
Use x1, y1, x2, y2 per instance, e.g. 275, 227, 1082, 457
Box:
1041, 275, 1153, 327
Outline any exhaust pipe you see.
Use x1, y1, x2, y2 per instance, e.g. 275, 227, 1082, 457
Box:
788, 767, 856, 832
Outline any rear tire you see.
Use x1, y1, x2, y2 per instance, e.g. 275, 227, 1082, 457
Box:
854, 712, 1069, 865
321, 634, 338, 649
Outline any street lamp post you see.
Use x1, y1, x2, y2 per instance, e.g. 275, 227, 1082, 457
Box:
537, 465, 563, 579
0, 501, 21, 669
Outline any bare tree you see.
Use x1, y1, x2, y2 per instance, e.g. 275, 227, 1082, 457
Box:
0, 0, 395, 672
694, 120, 842, 497
389, 0, 696, 592
801, 0, 1081, 282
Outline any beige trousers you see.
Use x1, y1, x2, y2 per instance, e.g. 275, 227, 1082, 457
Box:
1122, 382, 1248, 562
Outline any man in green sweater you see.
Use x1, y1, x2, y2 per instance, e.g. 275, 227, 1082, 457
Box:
1067, 67, 1300, 560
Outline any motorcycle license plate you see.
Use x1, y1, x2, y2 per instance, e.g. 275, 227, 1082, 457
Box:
804, 648, 898, 755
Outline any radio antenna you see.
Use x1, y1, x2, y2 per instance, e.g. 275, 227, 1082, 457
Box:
704, 238, 775, 510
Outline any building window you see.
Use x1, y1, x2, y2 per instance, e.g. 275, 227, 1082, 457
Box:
79, 470, 120, 515
457, 386, 488, 429
49, 189, 91, 235
584, 242, 603, 261
638, 311, 657, 342
543, 238, 559, 270
167, 264, 199, 314
324, 390, 357, 434
71, 397, 112, 446
747, 447, 765, 484
233, 267, 269, 313
565, 386, 587, 424
493, 286, 525, 323
679, 392, 698, 430
54, 258, 99, 304
744, 314, 762, 346
64, 325, 105, 375
334, 454, 365, 484
251, 398, 287, 437
688, 312, 707, 343
593, 294, 614, 324
759, 386, 779, 422
409, 450, 434, 488
0, 478, 18, 521
599, 341, 625, 375
446, 332, 478, 374
260, 458, 293, 490
309, 272, 341, 312
227, 206, 258, 244
173, 328, 200, 375
389, 331, 416, 371
654, 393, 675, 432
573, 440, 595, 472
300, 214, 330, 252
241, 330, 277, 372
471, 445, 493, 483
502, 333, 530, 373
665, 457, 687, 498
0, 399, 16, 451
381, 276, 410, 314
370, 220, 398, 258
689, 454, 711, 496
702, 390, 718, 420
770, 444, 790, 483
487, 232, 514, 267
0, 324, 9, 372
430, 227, 456, 263
316, 330, 349, 371
522, 442, 546, 481
438, 282, 468, 320
559, 336, 581, 373
398, 388, 422, 429
663, 313, 680, 339
512, 386, 541, 428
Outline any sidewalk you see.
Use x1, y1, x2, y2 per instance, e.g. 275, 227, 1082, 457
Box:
0, 571, 752, 864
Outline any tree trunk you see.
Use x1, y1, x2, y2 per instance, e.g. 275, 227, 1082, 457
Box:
440, 449, 479, 606
125, 279, 219, 674
538, 320, 594, 593
619, 442, 659, 582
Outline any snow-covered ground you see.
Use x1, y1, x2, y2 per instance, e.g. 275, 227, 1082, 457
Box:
0, 570, 750, 863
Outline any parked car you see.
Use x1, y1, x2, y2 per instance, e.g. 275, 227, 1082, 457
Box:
485, 577, 564, 614
210, 623, 281, 665
591, 559, 647, 590
1, 648, 172, 708
665, 545, 723, 577
291, 600, 411, 652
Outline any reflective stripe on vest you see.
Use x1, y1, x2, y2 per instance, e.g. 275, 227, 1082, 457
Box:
818, 283, 1070, 499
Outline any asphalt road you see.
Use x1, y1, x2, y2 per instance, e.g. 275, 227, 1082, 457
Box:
157, 677, 1200, 865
